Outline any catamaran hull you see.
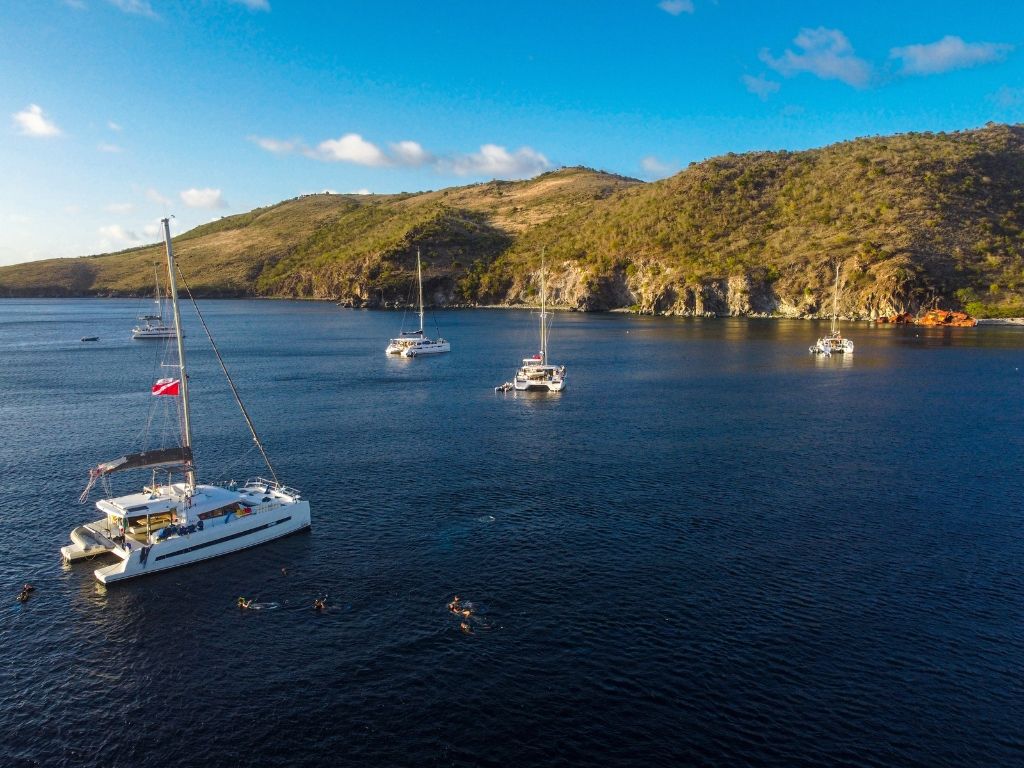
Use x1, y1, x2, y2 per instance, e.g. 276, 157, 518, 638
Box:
402, 342, 451, 357
91, 501, 311, 584
513, 379, 566, 392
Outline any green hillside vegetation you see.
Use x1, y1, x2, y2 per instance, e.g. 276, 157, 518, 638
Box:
2, 124, 1023, 317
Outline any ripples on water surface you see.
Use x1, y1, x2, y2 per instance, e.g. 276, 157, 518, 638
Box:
1, 299, 1022, 767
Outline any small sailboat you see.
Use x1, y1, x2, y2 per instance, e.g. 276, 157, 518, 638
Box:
62, 218, 311, 583
385, 248, 450, 357
132, 263, 177, 339
810, 263, 854, 356
511, 257, 566, 392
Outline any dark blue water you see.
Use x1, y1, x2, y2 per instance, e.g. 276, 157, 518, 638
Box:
1, 299, 1022, 767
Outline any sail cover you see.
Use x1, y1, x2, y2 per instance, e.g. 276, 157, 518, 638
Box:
89, 447, 193, 478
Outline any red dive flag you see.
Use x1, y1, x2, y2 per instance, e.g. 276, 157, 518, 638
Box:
152, 378, 180, 396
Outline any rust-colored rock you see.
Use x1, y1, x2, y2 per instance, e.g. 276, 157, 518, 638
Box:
915, 309, 978, 327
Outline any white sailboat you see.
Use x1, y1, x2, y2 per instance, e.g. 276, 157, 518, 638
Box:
810, 262, 855, 355
510, 257, 566, 392
132, 263, 177, 339
385, 248, 450, 357
62, 218, 311, 584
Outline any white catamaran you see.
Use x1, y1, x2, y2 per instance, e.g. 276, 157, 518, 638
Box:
132, 263, 177, 339
510, 258, 566, 392
385, 249, 450, 357
62, 218, 311, 583
810, 263, 855, 356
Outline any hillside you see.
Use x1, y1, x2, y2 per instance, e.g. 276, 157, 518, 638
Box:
3, 124, 1024, 318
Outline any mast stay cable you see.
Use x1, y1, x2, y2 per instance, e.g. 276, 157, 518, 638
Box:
175, 267, 280, 485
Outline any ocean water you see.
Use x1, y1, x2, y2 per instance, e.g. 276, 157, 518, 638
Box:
1, 299, 1022, 767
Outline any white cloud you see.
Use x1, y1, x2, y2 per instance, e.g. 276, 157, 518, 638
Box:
145, 188, 172, 206
107, 0, 158, 19
890, 36, 1012, 76
311, 133, 389, 166
180, 188, 228, 209
250, 136, 299, 154
350, 188, 371, 195
108, 120, 122, 131
13, 104, 62, 137
98, 142, 123, 153
99, 224, 140, 244
390, 140, 432, 166
105, 202, 135, 214
447, 144, 550, 177
641, 156, 676, 177
658, 0, 693, 15
230, 0, 270, 9
143, 221, 161, 237
761, 28, 872, 89
742, 73, 781, 99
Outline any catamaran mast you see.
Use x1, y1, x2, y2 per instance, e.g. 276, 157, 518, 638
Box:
153, 263, 162, 321
831, 262, 840, 336
161, 217, 196, 487
540, 254, 547, 365
417, 248, 424, 334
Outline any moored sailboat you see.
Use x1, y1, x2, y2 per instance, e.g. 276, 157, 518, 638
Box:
62, 218, 311, 583
385, 249, 450, 357
132, 263, 177, 339
810, 263, 854, 356
510, 257, 566, 392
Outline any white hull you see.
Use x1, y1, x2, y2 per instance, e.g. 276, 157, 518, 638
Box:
809, 337, 854, 355
133, 326, 177, 339
95, 502, 310, 584
513, 378, 566, 392
63, 481, 311, 584
402, 340, 450, 357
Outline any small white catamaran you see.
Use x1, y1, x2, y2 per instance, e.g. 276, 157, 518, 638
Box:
810, 262, 854, 356
385, 248, 450, 357
62, 218, 311, 583
132, 263, 177, 339
500, 257, 567, 392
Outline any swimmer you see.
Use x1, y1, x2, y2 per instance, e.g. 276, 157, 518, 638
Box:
313, 596, 327, 611
16, 590, 29, 603
22, 584, 35, 593
447, 595, 462, 613
459, 621, 473, 634
280, 567, 288, 576
237, 597, 253, 610
458, 608, 473, 618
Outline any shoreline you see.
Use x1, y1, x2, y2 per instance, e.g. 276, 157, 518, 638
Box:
1, 295, 1021, 324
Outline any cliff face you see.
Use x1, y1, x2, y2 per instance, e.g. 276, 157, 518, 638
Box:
3, 124, 1024, 318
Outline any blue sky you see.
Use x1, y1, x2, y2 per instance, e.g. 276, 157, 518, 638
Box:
2, 0, 1023, 265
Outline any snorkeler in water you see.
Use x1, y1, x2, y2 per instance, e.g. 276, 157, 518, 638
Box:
237, 597, 253, 610
313, 596, 327, 611
459, 621, 473, 634
447, 595, 462, 613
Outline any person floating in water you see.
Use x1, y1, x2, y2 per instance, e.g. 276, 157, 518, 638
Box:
447, 595, 462, 613
16, 590, 30, 603
459, 621, 473, 635
237, 597, 253, 610
22, 584, 34, 593
280, 567, 288, 576
313, 596, 327, 611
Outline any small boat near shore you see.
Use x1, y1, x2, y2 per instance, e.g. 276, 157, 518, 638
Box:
810, 263, 854, 356
506, 256, 566, 392
132, 263, 177, 339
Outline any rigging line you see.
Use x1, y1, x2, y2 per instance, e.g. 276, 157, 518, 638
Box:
175, 266, 280, 485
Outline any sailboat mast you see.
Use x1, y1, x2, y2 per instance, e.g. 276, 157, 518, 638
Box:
153, 263, 162, 320
417, 248, 424, 334
832, 262, 840, 335
540, 255, 547, 364
161, 217, 196, 487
